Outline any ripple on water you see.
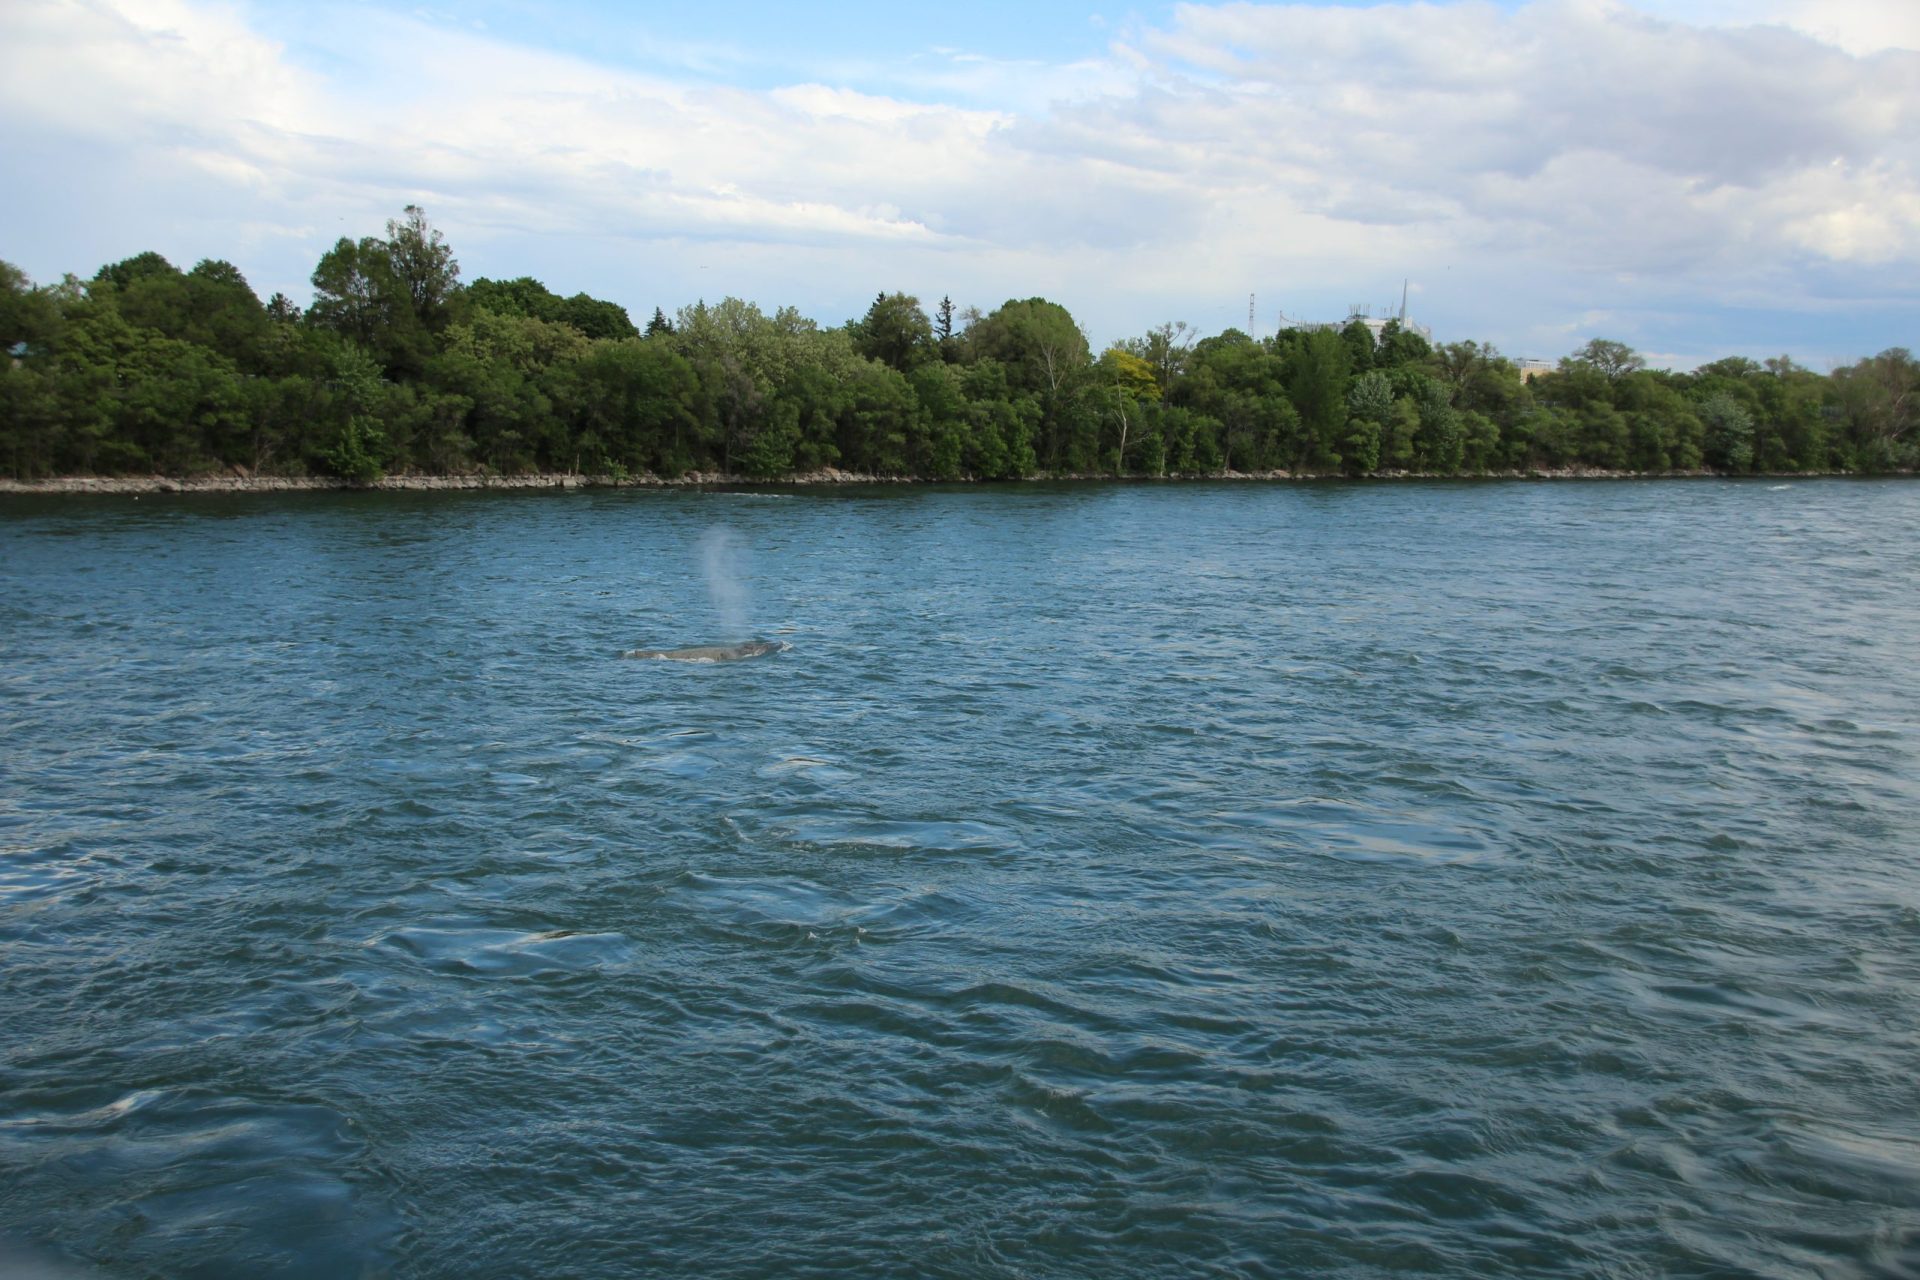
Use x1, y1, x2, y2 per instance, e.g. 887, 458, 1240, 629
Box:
373, 924, 635, 980
0, 845, 99, 908
1216, 797, 1505, 866
664, 871, 976, 950
756, 754, 859, 784
767, 813, 1020, 854
0, 1088, 397, 1279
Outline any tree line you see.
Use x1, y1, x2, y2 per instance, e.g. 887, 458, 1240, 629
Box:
3, 208, 1914, 482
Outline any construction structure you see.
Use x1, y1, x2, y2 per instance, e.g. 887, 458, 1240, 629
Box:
1279, 280, 1433, 344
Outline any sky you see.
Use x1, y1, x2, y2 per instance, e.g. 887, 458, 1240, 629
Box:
1, 0, 1916, 370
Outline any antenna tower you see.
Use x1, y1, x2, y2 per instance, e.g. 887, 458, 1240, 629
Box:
1249, 293, 1256, 338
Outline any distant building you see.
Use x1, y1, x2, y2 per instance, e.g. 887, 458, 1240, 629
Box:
1294, 312, 1434, 343
1289, 288, 1433, 345
1513, 358, 1555, 382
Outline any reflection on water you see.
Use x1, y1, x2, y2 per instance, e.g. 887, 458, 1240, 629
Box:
2, 480, 1918, 1279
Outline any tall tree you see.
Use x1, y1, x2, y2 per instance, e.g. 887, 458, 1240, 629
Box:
968, 298, 1089, 397
385, 205, 461, 333
557, 293, 638, 341
1339, 318, 1376, 373
1286, 328, 1352, 471
1124, 321, 1194, 396
1095, 345, 1159, 473
850, 292, 933, 373
309, 235, 416, 362
1565, 338, 1644, 382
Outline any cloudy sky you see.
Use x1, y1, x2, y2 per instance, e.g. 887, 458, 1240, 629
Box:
2, 0, 1915, 369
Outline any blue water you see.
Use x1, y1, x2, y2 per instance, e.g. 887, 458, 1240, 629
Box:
2, 480, 1918, 1279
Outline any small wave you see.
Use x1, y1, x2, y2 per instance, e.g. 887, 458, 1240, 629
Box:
773, 814, 1018, 853
375, 924, 633, 978
758, 754, 857, 783
1218, 798, 1500, 866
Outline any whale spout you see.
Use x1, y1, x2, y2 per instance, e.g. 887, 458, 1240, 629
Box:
621, 640, 784, 662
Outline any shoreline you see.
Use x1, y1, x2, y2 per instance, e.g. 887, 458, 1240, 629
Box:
0, 467, 1891, 496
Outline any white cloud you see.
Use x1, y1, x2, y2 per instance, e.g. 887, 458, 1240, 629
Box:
1643, 0, 1920, 56
0, 0, 1913, 368
1079, 0, 1920, 350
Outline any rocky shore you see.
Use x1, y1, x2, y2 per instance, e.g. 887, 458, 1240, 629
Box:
0, 465, 1808, 496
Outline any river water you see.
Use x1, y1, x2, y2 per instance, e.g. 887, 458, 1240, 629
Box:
2, 480, 1917, 1279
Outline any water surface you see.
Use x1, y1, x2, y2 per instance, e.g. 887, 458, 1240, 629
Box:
3, 480, 1918, 1278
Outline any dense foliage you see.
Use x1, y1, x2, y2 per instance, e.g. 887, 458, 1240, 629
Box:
3, 210, 1915, 481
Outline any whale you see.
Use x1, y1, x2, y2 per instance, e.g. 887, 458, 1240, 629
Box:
621, 640, 783, 662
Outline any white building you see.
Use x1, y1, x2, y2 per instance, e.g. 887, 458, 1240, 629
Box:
1289, 287, 1433, 344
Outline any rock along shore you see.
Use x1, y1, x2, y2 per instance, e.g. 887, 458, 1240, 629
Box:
0, 465, 1881, 496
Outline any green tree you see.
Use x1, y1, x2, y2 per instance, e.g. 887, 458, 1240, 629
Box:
385, 205, 461, 333
1698, 391, 1755, 472
1616, 376, 1701, 471
1565, 338, 1644, 382
323, 414, 387, 483
957, 359, 1038, 478
1831, 348, 1917, 471
1, 260, 62, 357
1122, 321, 1194, 398
557, 293, 638, 341
1339, 318, 1376, 374
468, 276, 563, 321
1573, 402, 1631, 469
835, 359, 919, 475
966, 298, 1091, 471
181, 260, 273, 372
1158, 404, 1221, 474
1095, 346, 1159, 473
1408, 373, 1463, 472
850, 292, 933, 373
92, 252, 176, 293
934, 295, 955, 346
0, 262, 65, 478
1382, 396, 1420, 470
1458, 411, 1500, 471
906, 361, 967, 478
1376, 318, 1431, 368
1344, 369, 1394, 475
1754, 356, 1831, 470
1286, 329, 1351, 471
671, 297, 819, 473
309, 234, 422, 370
1177, 330, 1293, 472
966, 298, 1089, 398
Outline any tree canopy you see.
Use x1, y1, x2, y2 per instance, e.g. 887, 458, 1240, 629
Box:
2, 209, 1911, 483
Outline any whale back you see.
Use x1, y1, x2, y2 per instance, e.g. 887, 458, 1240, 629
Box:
622, 640, 781, 662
